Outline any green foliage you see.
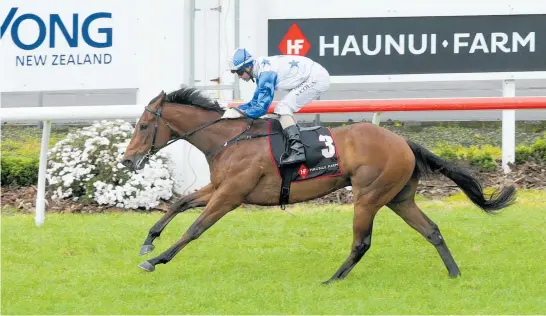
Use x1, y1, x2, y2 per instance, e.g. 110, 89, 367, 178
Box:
385, 124, 542, 149
1, 126, 545, 187
1, 139, 45, 186
1, 128, 67, 187
458, 145, 499, 171
433, 143, 499, 171
515, 144, 533, 164
434, 143, 458, 161
432, 132, 546, 171
515, 132, 546, 163
531, 137, 546, 161
0, 156, 39, 186
469, 153, 497, 171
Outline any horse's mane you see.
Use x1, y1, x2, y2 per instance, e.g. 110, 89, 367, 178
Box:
165, 86, 225, 113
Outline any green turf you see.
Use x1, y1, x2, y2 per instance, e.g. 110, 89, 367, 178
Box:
2, 191, 545, 315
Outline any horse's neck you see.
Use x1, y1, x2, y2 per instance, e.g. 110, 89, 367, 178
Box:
166, 104, 249, 154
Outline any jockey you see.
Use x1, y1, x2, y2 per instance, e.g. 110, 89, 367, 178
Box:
222, 47, 331, 167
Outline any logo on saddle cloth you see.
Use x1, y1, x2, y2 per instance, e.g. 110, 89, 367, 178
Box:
267, 119, 342, 182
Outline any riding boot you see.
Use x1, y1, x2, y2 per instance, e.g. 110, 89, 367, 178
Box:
280, 125, 306, 166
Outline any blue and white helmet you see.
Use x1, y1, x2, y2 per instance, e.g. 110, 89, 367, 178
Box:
228, 48, 254, 72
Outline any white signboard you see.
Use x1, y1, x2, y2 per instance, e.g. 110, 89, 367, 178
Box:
0, 0, 138, 91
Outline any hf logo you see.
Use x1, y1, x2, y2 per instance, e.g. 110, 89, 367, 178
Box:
278, 23, 311, 56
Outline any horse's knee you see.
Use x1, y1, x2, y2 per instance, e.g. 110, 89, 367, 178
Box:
186, 233, 199, 242
172, 198, 207, 214
426, 227, 445, 246
171, 199, 189, 213
184, 225, 205, 242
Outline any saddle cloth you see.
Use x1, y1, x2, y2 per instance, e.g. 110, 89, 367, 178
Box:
267, 119, 342, 182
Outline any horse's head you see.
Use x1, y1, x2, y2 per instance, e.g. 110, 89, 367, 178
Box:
121, 90, 173, 171
121, 86, 229, 170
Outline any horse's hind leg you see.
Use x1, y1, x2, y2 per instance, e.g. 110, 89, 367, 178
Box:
140, 183, 213, 255
387, 184, 461, 278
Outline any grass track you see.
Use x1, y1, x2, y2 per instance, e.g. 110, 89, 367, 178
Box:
2, 191, 545, 315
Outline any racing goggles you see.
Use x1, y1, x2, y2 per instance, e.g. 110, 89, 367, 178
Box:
231, 68, 246, 76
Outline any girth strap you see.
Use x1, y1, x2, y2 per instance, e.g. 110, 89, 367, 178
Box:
279, 165, 297, 210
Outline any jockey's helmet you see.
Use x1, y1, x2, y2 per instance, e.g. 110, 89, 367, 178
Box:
229, 48, 254, 74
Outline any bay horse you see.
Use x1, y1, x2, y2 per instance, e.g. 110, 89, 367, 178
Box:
121, 87, 516, 284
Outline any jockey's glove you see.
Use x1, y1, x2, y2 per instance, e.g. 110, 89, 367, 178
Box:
221, 108, 244, 119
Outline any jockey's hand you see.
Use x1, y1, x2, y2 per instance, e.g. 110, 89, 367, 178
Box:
221, 108, 243, 119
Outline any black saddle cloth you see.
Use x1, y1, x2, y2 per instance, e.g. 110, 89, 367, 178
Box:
266, 118, 342, 182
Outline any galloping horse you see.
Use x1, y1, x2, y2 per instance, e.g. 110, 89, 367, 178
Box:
121, 87, 516, 284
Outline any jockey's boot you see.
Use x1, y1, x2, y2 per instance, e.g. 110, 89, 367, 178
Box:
280, 125, 306, 166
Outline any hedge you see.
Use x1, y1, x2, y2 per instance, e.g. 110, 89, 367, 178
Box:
1, 136, 61, 187
1, 156, 40, 186
2, 131, 546, 187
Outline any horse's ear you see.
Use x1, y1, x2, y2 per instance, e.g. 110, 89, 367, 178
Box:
158, 90, 167, 104
148, 90, 167, 107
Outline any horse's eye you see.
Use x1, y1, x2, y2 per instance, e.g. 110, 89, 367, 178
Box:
140, 124, 148, 130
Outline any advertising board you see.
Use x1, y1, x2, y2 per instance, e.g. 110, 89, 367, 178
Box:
1, 1, 138, 91
268, 14, 546, 76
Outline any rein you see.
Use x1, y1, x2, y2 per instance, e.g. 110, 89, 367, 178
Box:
144, 104, 273, 159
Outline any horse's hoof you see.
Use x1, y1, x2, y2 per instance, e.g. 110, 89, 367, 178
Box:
138, 261, 155, 272
139, 244, 155, 256
322, 279, 335, 285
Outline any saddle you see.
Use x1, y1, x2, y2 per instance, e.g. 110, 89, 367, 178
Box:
266, 119, 342, 209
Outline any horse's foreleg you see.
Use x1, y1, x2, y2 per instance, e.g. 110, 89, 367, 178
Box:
140, 183, 214, 255
138, 184, 245, 272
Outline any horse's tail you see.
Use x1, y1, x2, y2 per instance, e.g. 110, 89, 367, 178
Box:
407, 140, 517, 213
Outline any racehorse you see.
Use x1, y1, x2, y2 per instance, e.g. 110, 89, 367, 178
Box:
121, 87, 516, 284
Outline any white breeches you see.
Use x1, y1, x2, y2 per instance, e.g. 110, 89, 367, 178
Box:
274, 62, 330, 117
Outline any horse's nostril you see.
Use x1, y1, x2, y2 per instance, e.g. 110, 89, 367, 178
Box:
121, 159, 132, 168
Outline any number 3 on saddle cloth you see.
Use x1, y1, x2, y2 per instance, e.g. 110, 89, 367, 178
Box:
266, 119, 343, 209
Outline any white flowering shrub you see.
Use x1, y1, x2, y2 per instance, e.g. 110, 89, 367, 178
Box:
46, 120, 176, 209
